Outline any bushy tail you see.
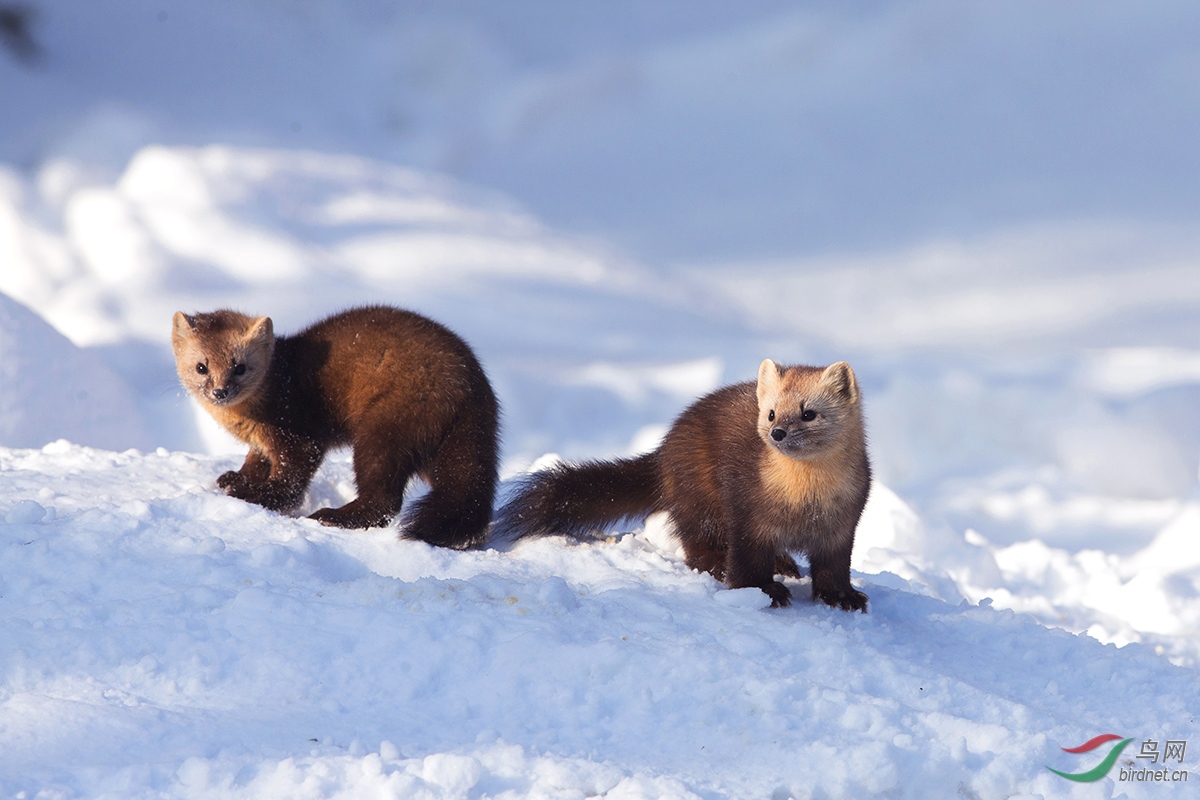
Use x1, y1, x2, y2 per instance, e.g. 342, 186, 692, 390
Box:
493, 452, 663, 540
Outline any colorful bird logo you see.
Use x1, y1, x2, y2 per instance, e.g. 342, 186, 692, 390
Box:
1047, 734, 1134, 782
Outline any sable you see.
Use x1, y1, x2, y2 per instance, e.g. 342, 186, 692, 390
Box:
495, 360, 870, 610
172, 305, 499, 547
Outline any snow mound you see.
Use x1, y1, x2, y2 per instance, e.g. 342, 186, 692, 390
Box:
0, 292, 150, 450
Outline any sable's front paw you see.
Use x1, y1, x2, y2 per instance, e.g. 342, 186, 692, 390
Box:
216, 471, 274, 507
216, 470, 241, 490
774, 553, 802, 579
764, 581, 792, 608
217, 471, 258, 500
683, 547, 727, 581
308, 506, 348, 527
308, 500, 391, 530
217, 471, 255, 498
814, 585, 868, 613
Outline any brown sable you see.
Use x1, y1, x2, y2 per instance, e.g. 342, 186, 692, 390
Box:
495, 360, 870, 610
172, 305, 499, 547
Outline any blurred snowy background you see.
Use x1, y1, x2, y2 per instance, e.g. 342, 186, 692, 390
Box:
2, 2, 1199, 797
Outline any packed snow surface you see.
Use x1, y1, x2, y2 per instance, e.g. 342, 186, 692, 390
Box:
2, 444, 1197, 799
1, 2, 1199, 798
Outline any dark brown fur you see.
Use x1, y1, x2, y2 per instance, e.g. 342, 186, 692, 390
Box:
172, 305, 499, 547
495, 360, 870, 610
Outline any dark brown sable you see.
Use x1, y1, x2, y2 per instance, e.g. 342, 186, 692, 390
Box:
172, 305, 499, 547
495, 360, 870, 611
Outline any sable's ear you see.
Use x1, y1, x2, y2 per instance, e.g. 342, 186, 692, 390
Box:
172, 312, 195, 346
820, 361, 859, 403
757, 359, 781, 408
246, 316, 274, 344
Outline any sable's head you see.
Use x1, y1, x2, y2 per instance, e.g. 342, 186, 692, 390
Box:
756, 359, 862, 459
172, 310, 274, 407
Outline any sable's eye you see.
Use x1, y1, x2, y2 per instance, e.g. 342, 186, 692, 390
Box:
768, 410, 775, 422
801, 409, 817, 422
233, 363, 246, 376
196, 363, 208, 375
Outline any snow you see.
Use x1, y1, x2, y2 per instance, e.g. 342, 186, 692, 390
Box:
0, 292, 151, 450
3, 443, 1196, 799
2, 2, 1199, 797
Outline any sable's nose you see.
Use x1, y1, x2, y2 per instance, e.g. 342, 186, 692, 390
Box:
212, 387, 229, 401
771, 428, 786, 441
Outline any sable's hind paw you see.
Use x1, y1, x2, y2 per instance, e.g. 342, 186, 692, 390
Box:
764, 581, 792, 608
814, 585, 868, 613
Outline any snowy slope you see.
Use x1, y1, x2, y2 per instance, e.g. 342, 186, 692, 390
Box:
3, 443, 1197, 799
